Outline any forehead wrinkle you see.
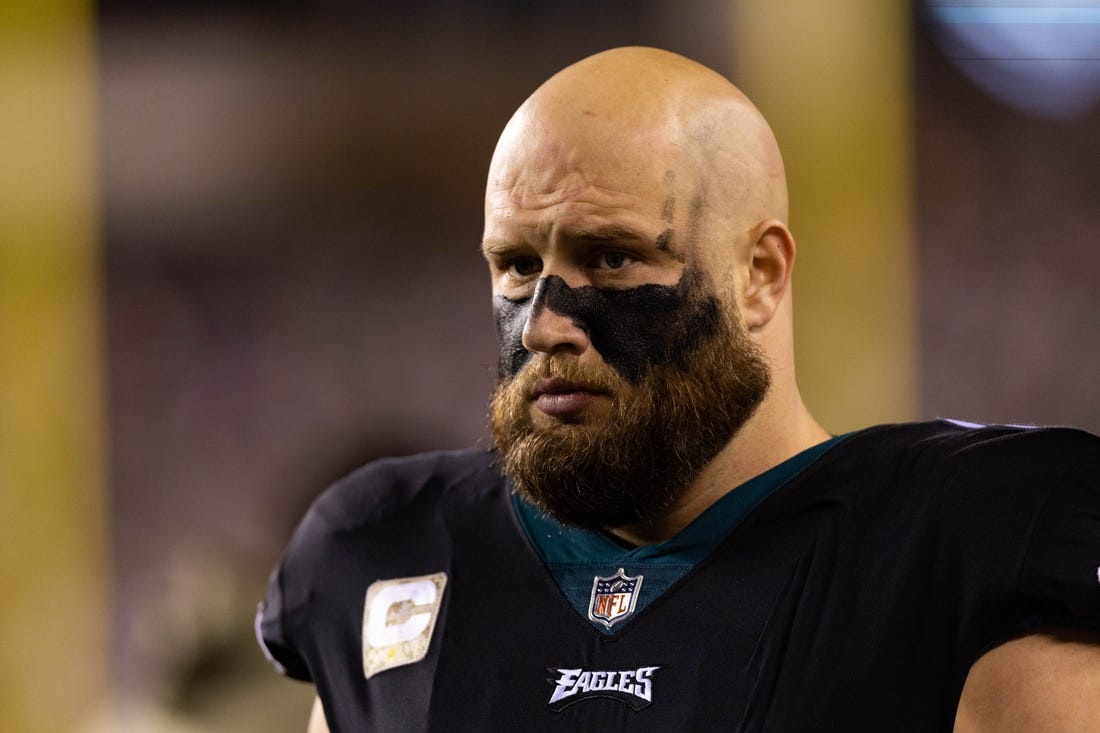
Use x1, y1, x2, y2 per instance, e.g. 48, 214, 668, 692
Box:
487, 175, 661, 221
487, 183, 668, 245
490, 113, 681, 205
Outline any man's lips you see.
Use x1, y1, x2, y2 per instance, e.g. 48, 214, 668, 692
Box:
530, 378, 607, 417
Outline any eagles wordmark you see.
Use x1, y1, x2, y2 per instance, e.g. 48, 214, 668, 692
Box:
547, 666, 660, 711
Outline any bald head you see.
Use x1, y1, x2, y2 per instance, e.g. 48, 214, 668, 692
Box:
487, 46, 789, 264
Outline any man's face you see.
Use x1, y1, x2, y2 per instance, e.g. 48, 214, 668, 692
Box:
482, 115, 770, 530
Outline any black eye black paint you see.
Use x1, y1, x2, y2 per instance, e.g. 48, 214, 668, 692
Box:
493, 268, 722, 383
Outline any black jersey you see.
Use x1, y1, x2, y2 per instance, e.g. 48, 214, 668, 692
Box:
257, 420, 1100, 731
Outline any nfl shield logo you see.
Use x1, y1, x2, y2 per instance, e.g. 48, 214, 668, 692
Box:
587, 568, 644, 629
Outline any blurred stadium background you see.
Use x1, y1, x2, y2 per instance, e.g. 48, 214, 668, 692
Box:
2, 1, 1097, 730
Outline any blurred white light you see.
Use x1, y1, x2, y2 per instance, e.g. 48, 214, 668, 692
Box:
924, 2, 1100, 119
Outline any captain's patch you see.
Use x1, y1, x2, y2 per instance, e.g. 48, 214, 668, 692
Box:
588, 567, 643, 629
362, 572, 447, 678
547, 666, 660, 711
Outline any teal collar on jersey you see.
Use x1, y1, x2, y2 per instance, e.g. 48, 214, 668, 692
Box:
512, 434, 847, 633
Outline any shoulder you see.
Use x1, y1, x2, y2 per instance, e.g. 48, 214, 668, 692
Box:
848, 419, 1100, 612
923, 419, 1097, 466
305, 447, 505, 533
803, 419, 1099, 562
835, 419, 1098, 488
275, 448, 505, 575
843, 417, 1097, 457
269, 447, 506, 608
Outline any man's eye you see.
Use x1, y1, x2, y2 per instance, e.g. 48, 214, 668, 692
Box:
592, 250, 633, 270
507, 257, 541, 278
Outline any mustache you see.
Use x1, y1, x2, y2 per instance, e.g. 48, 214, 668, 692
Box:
501, 356, 624, 396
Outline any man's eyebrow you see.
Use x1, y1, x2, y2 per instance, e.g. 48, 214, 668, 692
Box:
480, 239, 517, 256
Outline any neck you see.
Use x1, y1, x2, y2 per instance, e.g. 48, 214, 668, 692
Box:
608, 386, 830, 546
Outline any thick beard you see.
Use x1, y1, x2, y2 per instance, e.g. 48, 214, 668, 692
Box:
490, 308, 771, 531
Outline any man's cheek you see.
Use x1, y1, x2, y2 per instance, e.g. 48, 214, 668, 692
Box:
494, 296, 531, 380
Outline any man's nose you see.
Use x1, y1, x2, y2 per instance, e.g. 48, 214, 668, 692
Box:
521, 278, 590, 357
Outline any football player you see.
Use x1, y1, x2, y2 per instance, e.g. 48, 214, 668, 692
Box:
259, 47, 1100, 732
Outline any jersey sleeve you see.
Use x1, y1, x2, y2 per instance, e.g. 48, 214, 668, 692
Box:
1014, 430, 1100, 630
256, 566, 311, 681
255, 484, 345, 683
931, 424, 1100, 657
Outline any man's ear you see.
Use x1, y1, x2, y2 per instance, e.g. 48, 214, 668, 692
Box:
742, 220, 795, 330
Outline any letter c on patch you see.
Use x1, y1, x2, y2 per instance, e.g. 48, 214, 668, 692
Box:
366, 579, 437, 646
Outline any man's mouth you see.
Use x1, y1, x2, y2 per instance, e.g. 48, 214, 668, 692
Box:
530, 378, 606, 417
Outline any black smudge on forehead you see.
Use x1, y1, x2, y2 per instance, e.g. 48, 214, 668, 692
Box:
685, 183, 708, 251
493, 267, 723, 383
655, 228, 673, 252
654, 228, 686, 262
661, 195, 676, 224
